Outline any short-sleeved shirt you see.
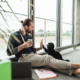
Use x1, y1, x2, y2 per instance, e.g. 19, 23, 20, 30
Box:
6, 29, 36, 60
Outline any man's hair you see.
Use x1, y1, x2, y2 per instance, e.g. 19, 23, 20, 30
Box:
20, 18, 33, 27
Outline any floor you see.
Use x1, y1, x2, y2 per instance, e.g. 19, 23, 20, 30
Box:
0, 44, 80, 80
32, 47, 80, 80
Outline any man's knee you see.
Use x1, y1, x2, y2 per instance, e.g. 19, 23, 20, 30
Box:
43, 55, 55, 65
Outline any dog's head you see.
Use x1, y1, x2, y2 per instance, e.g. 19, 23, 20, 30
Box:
47, 42, 54, 50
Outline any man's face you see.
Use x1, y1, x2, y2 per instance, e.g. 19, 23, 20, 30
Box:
25, 22, 34, 33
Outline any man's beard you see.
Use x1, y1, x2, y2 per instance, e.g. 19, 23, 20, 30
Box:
26, 29, 31, 33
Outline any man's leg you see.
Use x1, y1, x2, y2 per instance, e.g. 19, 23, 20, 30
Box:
18, 53, 80, 75
41, 65, 75, 76
73, 68, 80, 75
71, 63, 80, 68
18, 53, 72, 69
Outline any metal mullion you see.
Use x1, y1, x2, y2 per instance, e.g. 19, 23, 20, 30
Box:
56, 0, 61, 47
30, 0, 35, 47
44, 20, 46, 46
28, 0, 30, 18
72, 0, 75, 44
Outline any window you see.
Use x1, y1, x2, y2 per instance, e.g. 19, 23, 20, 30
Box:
0, 0, 28, 56
35, 0, 56, 52
46, 20, 56, 46
61, 0, 72, 46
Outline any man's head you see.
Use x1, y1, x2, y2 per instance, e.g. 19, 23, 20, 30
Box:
21, 18, 34, 33
47, 42, 54, 50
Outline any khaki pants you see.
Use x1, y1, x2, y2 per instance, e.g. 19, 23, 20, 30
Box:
18, 52, 74, 76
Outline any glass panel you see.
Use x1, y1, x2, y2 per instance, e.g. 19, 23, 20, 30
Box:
61, 0, 72, 46
35, 0, 56, 52
62, 0, 72, 24
0, 0, 28, 15
35, 18, 44, 53
0, 12, 28, 31
35, 0, 56, 20
0, 0, 28, 56
62, 23, 72, 46
46, 20, 56, 47
35, 18, 44, 48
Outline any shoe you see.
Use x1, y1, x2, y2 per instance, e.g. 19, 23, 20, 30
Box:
64, 59, 70, 62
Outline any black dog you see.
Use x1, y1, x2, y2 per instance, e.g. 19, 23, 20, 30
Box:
43, 42, 70, 62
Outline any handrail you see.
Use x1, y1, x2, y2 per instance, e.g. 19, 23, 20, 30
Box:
55, 44, 77, 51
77, 43, 80, 46
39, 43, 80, 55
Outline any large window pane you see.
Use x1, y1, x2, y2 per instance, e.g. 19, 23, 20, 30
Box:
62, 0, 72, 23
61, 0, 72, 46
0, 0, 28, 56
35, 18, 44, 48
35, 0, 56, 20
35, 0, 56, 52
0, 0, 28, 14
62, 23, 72, 46
46, 20, 56, 47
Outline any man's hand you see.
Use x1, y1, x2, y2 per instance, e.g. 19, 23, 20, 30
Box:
36, 39, 43, 52
40, 39, 43, 49
23, 41, 32, 48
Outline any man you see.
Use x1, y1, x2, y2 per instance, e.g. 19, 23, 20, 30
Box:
7, 18, 80, 76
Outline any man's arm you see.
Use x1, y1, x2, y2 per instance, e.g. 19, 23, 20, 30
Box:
36, 39, 43, 52
18, 41, 32, 52
43, 45, 48, 52
18, 44, 24, 52
7, 34, 32, 56
36, 47, 42, 52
